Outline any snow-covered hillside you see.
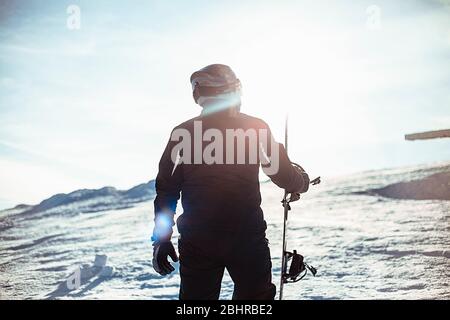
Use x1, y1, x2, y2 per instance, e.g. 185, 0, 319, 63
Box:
0, 163, 449, 299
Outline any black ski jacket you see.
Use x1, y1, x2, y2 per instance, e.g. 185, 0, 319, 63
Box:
154, 110, 309, 234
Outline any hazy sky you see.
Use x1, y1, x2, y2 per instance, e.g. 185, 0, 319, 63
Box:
1, 0, 450, 209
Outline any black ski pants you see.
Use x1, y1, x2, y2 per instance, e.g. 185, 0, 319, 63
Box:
178, 229, 276, 300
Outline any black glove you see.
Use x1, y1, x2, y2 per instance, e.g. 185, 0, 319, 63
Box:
293, 165, 310, 193
152, 241, 179, 276
287, 192, 301, 203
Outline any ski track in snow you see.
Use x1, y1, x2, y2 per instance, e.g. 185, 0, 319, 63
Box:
0, 163, 449, 300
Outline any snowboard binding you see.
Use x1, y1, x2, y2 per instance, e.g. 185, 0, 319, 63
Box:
282, 250, 317, 283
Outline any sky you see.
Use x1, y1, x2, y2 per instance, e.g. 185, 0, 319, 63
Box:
1, 0, 450, 209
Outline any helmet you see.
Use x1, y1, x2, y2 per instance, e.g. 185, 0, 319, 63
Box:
190, 64, 241, 105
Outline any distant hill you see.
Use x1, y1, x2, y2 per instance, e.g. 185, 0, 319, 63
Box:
353, 163, 450, 201
5, 180, 156, 217
367, 171, 450, 200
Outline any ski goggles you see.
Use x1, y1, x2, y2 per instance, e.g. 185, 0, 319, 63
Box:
192, 80, 241, 103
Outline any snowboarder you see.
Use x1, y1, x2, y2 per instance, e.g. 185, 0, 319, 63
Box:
152, 64, 310, 300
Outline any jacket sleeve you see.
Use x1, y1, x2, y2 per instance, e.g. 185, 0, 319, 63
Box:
154, 132, 183, 220
260, 124, 309, 193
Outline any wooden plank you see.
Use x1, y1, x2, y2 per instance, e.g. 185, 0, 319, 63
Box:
405, 129, 450, 141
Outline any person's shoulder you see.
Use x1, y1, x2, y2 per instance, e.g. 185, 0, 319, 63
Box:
172, 115, 202, 131
238, 112, 270, 130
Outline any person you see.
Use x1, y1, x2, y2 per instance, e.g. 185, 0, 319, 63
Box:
152, 64, 310, 300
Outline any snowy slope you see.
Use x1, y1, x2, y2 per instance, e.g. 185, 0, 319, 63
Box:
0, 163, 449, 299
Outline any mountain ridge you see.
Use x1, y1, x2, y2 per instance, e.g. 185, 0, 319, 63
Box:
2, 180, 156, 216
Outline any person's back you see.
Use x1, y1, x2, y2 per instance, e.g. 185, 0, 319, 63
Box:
151, 64, 310, 300
172, 111, 272, 234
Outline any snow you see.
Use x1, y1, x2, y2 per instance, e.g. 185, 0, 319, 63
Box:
0, 162, 449, 299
